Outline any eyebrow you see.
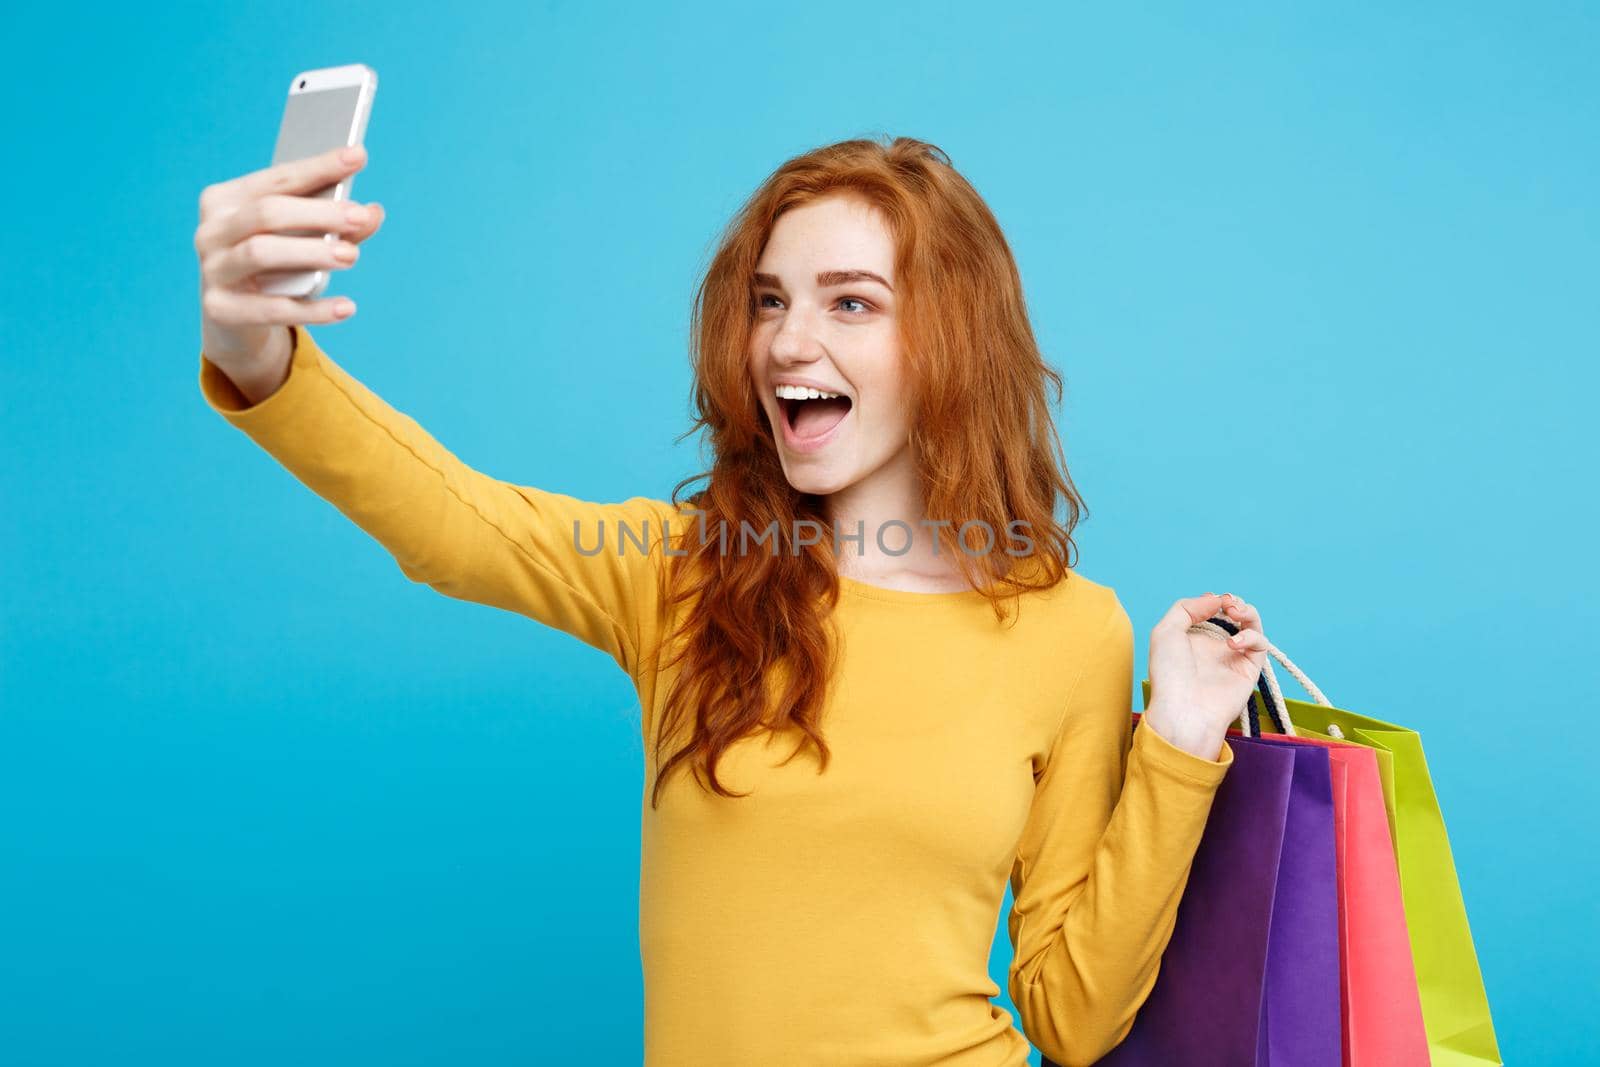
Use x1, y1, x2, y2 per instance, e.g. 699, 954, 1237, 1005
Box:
752, 270, 895, 293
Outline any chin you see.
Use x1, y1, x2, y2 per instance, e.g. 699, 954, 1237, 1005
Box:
782, 472, 850, 497
777, 459, 854, 497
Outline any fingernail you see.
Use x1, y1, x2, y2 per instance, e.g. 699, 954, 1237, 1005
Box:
346, 205, 370, 225
341, 146, 364, 164
335, 299, 356, 316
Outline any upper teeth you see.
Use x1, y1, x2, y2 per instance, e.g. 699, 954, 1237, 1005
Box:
775, 384, 844, 400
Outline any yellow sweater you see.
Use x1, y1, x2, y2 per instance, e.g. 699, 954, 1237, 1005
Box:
198, 325, 1234, 1067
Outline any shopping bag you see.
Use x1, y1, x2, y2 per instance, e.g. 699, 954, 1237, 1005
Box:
1247, 697, 1501, 1065
1286, 732, 1430, 1065
1253, 732, 1429, 1065
1077, 708, 1343, 1065
1133, 678, 1429, 1063
1138, 619, 1502, 1067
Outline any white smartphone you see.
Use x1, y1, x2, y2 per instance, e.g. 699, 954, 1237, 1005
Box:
256, 63, 378, 299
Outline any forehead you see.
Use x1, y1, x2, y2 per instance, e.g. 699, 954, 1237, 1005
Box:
756, 195, 894, 275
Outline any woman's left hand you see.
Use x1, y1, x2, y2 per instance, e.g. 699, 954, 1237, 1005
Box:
1142, 592, 1272, 761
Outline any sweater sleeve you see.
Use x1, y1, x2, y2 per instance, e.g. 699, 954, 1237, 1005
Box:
197, 324, 678, 682
1006, 594, 1233, 1067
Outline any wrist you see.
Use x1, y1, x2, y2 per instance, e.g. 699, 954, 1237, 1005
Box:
210, 327, 294, 407
227, 357, 293, 407
1142, 703, 1228, 762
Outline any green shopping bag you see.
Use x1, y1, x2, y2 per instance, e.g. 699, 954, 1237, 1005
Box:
1142, 656, 1503, 1067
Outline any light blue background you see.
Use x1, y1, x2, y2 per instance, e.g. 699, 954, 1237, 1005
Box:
4, 2, 1594, 1063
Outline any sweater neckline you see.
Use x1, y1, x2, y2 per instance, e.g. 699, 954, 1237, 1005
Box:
836, 573, 996, 604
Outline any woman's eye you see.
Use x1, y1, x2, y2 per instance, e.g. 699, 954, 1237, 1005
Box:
754, 294, 872, 314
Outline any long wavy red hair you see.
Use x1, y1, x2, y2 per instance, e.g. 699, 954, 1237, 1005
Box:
642, 135, 1087, 809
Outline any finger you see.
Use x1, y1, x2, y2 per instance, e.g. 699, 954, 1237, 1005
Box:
1222, 595, 1263, 634
202, 285, 356, 327
201, 145, 366, 216
347, 202, 385, 246
1224, 626, 1272, 669
204, 232, 359, 288
1225, 626, 1271, 655
198, 194, 372, 255
1158, 593, 1229, 631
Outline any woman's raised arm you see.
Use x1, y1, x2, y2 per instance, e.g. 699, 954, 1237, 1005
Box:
194, 148, 680, 682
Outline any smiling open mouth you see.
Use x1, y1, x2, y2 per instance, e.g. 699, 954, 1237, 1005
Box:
780, 395, 853, 441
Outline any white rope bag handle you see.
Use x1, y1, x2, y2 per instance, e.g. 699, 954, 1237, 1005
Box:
1186, 617, 1339, 739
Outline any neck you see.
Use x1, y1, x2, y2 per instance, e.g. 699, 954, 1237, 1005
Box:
820, 446, 960, 583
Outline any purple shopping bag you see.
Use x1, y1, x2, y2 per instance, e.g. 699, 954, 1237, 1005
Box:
1063, 721, 1342, 1067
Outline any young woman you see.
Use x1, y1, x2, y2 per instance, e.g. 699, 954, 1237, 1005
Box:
193, 136, 1271, 1066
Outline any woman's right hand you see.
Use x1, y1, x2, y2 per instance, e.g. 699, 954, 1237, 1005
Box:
195, 144, 385, 397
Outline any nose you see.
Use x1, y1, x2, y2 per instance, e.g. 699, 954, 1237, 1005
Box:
767, 301, 825, 366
